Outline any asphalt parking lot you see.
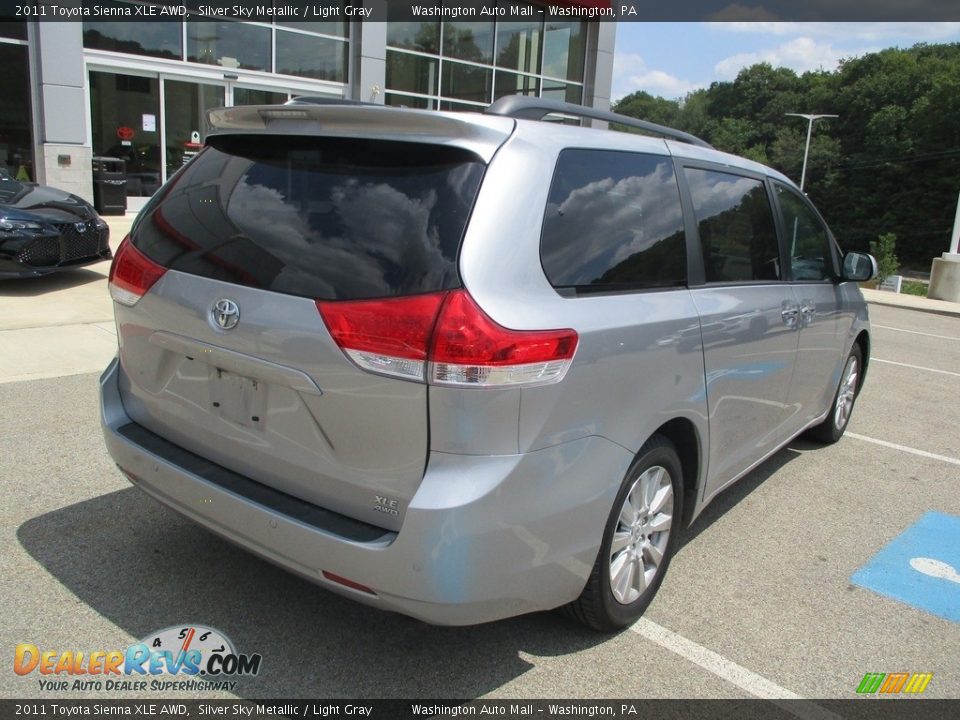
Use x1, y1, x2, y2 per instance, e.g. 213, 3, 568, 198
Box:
1, 247, 958, 702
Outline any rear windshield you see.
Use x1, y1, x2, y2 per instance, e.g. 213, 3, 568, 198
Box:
131, 136, 486, 300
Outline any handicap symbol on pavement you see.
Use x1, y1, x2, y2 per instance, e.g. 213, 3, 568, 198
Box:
852, 510, 960, 624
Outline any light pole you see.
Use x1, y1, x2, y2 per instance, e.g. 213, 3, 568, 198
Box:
785, 113, 837, 191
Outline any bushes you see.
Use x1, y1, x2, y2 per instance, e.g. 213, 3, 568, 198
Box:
870, 232, 899, 285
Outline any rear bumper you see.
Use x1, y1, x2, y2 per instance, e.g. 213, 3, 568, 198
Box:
100, 357, 632, 625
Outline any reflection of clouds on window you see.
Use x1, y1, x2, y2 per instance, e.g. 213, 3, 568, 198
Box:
686, 171, 759, 219
228, 174, 455, 299
543, 159, 684, 286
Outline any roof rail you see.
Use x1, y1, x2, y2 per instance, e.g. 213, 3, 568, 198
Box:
285, 96, 378, 108
484, 95, 713, 149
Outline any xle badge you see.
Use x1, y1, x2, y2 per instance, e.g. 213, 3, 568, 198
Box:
374, 495, 399, 516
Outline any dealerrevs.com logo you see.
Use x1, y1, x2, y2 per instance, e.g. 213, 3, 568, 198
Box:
14, 625, 262, 693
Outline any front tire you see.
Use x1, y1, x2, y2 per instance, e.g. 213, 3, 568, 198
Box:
564, 435, 683, 632
808, 343, 862, 444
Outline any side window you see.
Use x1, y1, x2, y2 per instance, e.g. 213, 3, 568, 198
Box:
684, 168, 781, 283
540, 149, 686, 292
774, 183, 835, 282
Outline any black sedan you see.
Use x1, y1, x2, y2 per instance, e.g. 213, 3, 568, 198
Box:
0, 167, 112, 278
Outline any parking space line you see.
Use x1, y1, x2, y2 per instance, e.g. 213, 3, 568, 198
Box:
631, 619, 840, 718
846, 432, 960, 466
872, 358, 960, 378
873, 324, 960, 341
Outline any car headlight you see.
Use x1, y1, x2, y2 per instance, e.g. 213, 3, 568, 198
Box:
0, 217, 46, 233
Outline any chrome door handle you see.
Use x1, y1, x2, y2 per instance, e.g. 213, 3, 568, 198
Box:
781, 307, 799, 327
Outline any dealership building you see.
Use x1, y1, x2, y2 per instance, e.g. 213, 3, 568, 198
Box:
0, 2, 615, 209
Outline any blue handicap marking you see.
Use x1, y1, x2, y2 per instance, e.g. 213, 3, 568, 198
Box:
852, 510, 960, 624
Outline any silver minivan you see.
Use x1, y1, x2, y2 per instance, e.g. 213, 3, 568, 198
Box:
100, 97, 876, 630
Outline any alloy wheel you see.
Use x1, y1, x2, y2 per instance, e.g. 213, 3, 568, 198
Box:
609, 465, 674, 605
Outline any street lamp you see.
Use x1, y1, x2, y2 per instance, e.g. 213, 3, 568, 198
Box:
785, 113, 838, 191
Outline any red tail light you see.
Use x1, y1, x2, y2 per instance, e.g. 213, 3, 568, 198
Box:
430, 290, 578, 387
317, 289, 578, 388
108, 235, 167, 306
316, 293, 447, 381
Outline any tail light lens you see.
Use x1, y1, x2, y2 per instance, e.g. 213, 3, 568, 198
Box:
430, 290, 578, 387
318, 289, 578, 388
108, 235, 167, 306
316, 293, 447, 382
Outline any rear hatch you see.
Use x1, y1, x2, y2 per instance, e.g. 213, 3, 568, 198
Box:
111, 106, 514, 531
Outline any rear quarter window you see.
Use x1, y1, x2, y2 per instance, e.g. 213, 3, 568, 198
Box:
132, 136, 486, 300
540, 149, 687, 293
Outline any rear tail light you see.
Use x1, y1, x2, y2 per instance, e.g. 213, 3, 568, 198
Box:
316, 293, 446, 381
108, 235, 167, 306
429, 290, 578, 387
317, 289, 578, 388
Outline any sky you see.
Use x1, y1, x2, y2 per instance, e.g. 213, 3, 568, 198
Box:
612, 22, 960, 102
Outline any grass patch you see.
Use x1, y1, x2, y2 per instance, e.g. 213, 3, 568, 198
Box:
901, 280, 928, 297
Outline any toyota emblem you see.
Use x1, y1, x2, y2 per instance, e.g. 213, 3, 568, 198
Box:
212, 298, 240, 330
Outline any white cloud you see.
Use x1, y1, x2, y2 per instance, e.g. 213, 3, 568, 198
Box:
713, 37, 870, 79
612, 52, 704, 102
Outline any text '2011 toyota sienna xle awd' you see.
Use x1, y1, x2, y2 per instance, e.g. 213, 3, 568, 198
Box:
100, 97, 877, 631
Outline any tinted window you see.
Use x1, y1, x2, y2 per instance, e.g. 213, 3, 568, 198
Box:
775, 183, 835, 281
685, 168, 780, 283
84, 2, 182, 60
541, 150, 687, 291
186, 20, 270, 72
275, 30, 347, 81
132, 137, 485, 301
0, 22, 28, 40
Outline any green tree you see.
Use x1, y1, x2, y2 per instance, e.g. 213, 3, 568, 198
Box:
870, 233, 899, 285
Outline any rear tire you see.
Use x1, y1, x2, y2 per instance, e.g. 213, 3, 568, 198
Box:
563, 435, 683, 632
808, 344, 862, 444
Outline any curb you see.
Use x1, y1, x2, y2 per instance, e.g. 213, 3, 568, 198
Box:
861, 289, 960, 319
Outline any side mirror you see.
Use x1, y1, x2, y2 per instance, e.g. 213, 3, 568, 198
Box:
842, 252, 877, 282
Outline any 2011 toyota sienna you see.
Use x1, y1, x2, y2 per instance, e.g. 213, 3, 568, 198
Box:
99, 96, 877, 630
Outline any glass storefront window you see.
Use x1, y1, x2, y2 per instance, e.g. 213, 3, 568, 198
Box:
277, 0, 347, 37
84, 1, 181, 59
386, 50, 439, 96
543, 21, 584, 81
385, 16, 585, 113
163, 80, 225, 180
276, 30, 347, 81
439, 99, 486, 112
385, 93, 434, 110
385, 6, 439, 54
187, 19, 271, 71
443, 21, 494, 64
495, 7, 540, 74
441, 61, 492, 105
494, 71, 538, 101
89, 71, 161, 198
235, 88, 288, 106
542, 79, 582, 104
0, 43, 32, 179
0, 21, 27, 40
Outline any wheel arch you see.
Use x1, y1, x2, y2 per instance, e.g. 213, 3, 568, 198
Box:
854, 330, 870, 393
649, 417, 702, 529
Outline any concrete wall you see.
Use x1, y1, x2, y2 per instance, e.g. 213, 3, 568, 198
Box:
350, 7, 387, 104
30, 22, 93, 202
584, 21, 616, 114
